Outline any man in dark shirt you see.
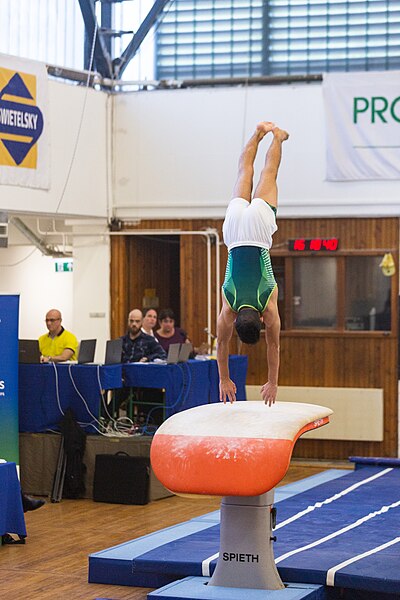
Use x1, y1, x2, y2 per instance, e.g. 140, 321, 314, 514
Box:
122, 309, 166, 363
117, 309, 166, 426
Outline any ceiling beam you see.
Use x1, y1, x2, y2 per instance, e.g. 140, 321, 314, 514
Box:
78, 0, 114, 79
113, 0, 170, 79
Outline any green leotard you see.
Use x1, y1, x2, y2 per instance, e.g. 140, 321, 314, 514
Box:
222, 245, 277, 313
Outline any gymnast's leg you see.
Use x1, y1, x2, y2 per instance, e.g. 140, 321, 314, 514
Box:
232, 121, 275, 201
253, 126, 289, 208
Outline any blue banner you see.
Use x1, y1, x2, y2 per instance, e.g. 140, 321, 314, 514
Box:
0, 295, 20, 464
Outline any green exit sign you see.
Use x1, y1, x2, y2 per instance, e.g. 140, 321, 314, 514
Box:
55, 260, 73, 273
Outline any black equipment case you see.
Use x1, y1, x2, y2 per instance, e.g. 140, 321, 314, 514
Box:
93, 452, 150, 505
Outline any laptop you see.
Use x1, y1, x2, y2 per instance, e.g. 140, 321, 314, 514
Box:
105, 338, 123, 364
19, 339, 41, 364
166, 343, 181, 364
166, 342, 193, 364
77, 339, 97, 364
178, 342, 193, 363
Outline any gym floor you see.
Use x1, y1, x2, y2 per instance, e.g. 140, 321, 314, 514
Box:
0, 460, 349, 600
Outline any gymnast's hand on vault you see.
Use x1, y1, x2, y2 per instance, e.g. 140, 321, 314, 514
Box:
261, 382, 277, 407
219, 378, 237, 404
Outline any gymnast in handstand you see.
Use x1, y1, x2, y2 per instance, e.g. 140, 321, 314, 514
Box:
217, 122, 289, 406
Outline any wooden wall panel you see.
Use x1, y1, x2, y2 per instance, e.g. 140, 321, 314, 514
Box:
127, 234, 180, 319
110, 235, 129, 339
180, 234, 206, 344
273, 217, 398, 252
110, 216, 399, 459
112, 219, 225, 349
242, 216, 399, 458
180, 224, 228, 349
244, 335, 398, 457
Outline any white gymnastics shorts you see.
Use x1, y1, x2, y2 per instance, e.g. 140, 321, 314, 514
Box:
222, 197, 278, 252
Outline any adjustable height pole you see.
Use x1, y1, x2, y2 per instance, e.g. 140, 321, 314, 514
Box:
209, 490, 284, 590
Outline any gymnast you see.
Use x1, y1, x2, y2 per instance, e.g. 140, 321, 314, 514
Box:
217, 121, 289, 406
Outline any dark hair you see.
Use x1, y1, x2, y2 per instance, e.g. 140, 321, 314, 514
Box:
235, 308, 261, 345
143, 307, 158, 317
159, 308, 175, 322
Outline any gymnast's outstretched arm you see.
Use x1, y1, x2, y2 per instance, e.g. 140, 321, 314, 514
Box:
261, 287, 281, 406
216, 299, 237, 404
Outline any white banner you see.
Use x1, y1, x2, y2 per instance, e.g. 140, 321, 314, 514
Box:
0, 54, 50, 189
323, 71, 400, 181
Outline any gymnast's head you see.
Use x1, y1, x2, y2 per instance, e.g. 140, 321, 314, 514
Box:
235, 308, 261, 345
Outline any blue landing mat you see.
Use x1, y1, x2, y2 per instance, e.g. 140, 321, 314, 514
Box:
90, 466, 400, 595
133, 466, 400, 594
89, 469, 346, 588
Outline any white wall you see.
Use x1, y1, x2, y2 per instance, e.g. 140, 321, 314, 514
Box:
0, 73, 111, 348
1, 71, 400, 348
0, 236, 110, 357
114, 84, 400, 220
72, 234, 110, 363
2, 77, 395, 222
0, 246, 73, 338
0, 79, 109, 218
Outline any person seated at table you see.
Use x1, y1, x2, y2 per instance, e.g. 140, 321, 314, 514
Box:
141, 307, 159, 338
156, 308, 191, 353
156, 308, 208, 356
39, 309, 78, 364
111, 309, 165, 422
122, 309, 166, 363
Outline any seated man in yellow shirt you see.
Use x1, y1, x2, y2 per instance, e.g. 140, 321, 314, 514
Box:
39, 309, 78, 363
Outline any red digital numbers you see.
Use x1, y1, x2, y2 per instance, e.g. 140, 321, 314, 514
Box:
309, 239, 322, 251
322, 238, 339, 251
293, 239, 306, 251
289, 238, 339, 252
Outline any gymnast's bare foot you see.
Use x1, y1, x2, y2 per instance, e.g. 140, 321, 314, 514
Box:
256, 121, 275, 139
272, 126, 289, 142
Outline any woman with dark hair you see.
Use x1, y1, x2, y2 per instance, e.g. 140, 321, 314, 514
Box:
156, 308, 190, 353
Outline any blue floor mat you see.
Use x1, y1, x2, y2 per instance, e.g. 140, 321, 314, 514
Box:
89, 466, 400, 595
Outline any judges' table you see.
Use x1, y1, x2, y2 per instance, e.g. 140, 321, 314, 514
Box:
19, 363, 122, 433
0, 462, 26, 537
18, 356, 248, 433
122, 360, 211, 418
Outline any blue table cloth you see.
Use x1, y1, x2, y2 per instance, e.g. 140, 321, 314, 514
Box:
122, 360, 211, 417
0, 462, 26, 537
19, 363, 122, 433
208, 355, 247, 403
19, 357, 248, 432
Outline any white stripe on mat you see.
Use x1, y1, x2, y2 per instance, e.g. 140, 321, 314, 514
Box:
326, 536, 400, 587
275, 468, 393, 530
275, 498, 400, 564
201, 468, 393, 576
202, 552, 219, 576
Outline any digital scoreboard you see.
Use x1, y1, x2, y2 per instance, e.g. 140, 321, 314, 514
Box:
288, 238, 339, 252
